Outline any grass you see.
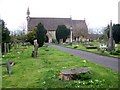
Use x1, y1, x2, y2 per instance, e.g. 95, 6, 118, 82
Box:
2, 45, 119, 88
61, 42, 120, 58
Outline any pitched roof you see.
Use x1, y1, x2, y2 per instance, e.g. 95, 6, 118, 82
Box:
28, 17, 88, 32
72, 20, 88, 31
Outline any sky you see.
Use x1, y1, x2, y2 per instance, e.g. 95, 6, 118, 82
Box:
0, 0, 119, 32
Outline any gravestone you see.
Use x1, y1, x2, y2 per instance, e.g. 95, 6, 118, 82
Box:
59, 68, 92, 81
108, 20, 115, 51
107, 39, 115, 51
6, 61, 11, 74
6, 43, 10, 53
32, 39, 39, 57
60, 39, 63, 44
4, 43, 6, 53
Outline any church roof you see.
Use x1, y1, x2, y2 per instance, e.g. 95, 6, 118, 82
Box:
28, 17, 88, 32
72, 20, 88, 31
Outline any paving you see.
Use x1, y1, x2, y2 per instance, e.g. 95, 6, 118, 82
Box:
48, 43, 120, 73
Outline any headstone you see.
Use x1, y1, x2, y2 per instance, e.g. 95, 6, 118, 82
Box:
108, 20, 115, 51
4, 43, 6, 53
107, 39, 115, 51
32, 39, 39, 57
7, 43, 9, 53
6, 61, 11, 74
60, 39, 63, 44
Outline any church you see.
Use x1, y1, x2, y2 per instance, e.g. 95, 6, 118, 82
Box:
26, 8, 88, 43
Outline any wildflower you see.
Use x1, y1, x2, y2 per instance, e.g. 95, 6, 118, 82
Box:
83, 60, 87, 63
2, 55, 5, 58
42, 81, 46, 85
95, 79, 99, 82
17, 52, 20, 54
89, 80, 93, 83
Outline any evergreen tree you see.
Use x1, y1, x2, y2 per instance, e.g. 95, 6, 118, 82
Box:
36, 23, 47, 47
1, 20, 11, 53
25, 28, 37, 45
112, 24, 120, 44
2, 20, 11, 43
56, 25, 70, 43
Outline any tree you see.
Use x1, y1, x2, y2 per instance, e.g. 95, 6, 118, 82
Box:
73, 24, 88, 42
56, 25, 70, 43
36, 23, 47, 47
100, 25, 109, 43
104, 24, 120, 44
112, 24, 120, 44
1, 20, 11, 43
2, 27, 11, 43
1, 20, 11, 53
25, 28, 37, 45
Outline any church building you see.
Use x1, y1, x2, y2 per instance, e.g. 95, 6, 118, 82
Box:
26, 8, 88, 43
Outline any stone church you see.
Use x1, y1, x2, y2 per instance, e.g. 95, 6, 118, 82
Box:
26, 8, 88, 43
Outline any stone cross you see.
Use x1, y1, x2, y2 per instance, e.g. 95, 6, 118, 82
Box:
108, 20, 115, 51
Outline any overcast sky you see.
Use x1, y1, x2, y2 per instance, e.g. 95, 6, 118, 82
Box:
0, 0, 119, 31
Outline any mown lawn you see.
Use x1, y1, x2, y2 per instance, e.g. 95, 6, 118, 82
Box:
2, 45, 119, 88
62, 42, 120, 58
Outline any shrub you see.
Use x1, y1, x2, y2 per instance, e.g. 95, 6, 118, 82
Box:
116, 50, 120, 53
110, 51, 119, 55
74, 46, 78, 48
73, 45, 79, 48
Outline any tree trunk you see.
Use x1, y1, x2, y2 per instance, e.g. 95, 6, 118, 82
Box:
59, 68, 92, 81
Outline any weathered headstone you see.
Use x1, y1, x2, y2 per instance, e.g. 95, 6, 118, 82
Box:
6, 61, 11, 74
60, 39, 63, 44
32, 39, 39, 57
108, 20, 115, 51
4, 43, 6, 53
107, 39, 115, 51
6, 43, 9, 53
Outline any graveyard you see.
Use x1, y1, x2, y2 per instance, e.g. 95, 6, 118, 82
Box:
1, 9, 120, 89
2, 44, 119, 88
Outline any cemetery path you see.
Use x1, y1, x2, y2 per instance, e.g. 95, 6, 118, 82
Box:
48, 43, 119, 73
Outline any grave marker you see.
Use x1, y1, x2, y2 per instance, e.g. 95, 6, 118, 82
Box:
32, 39, 39, 57
6, 61, 11, 74
108, 20, 115, 51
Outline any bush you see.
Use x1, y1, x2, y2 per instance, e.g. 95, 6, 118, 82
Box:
116, 50, 120, 53
110, 51, 119, 55
74, 46, 78, 48
73, 45, 79, 48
